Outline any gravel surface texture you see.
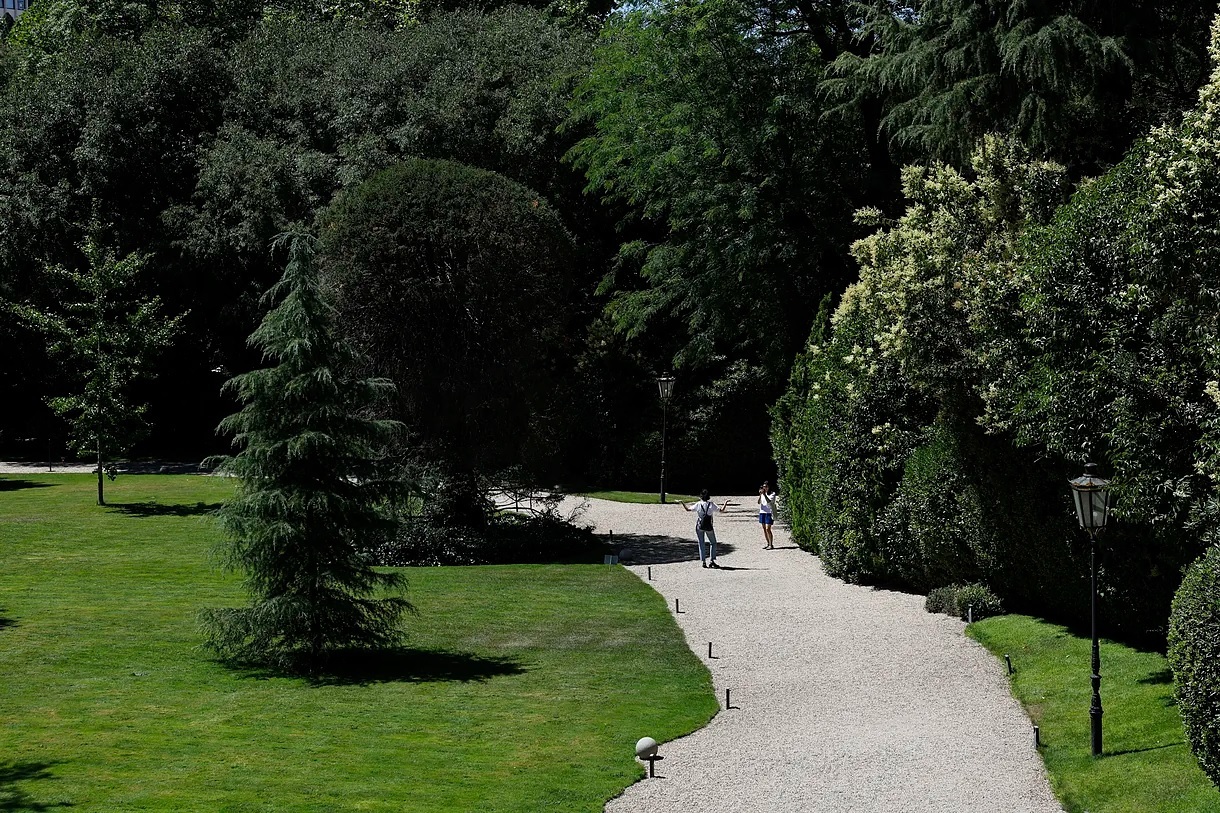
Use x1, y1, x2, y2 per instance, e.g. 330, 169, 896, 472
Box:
566, 495, 1064, 813
0, 461, 203, 474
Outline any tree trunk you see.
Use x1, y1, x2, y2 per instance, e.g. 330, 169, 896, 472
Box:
97, 443, 104, 506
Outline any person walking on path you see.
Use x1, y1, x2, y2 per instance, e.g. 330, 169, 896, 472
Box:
758, 481, 777, 549
682, 490, 729, 568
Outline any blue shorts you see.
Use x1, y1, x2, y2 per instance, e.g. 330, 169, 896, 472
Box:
758, 513, 773, 525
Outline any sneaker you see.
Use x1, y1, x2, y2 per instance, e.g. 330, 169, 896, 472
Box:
701, 561, 707, 568
709, 561, 720, 569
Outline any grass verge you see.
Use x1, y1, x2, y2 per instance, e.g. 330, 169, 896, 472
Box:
1, 474, 717, 812
969, 614, 1220, 813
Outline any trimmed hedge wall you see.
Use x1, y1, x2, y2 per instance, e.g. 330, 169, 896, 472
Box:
1168, 545, 1220, 789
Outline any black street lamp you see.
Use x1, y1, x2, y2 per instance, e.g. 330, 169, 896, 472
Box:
657, 373, 675, 504
1068, 461, 1112, 757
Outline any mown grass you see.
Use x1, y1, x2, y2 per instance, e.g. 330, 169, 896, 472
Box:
578, 490, 700, 504
0, 474, 717, 812
969, 614, 1220, 813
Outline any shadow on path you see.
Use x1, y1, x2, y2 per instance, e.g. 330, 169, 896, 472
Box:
0, 762, 72, 812
609, 533, 737, 565
0, 480, 54, 492
108, 502, 221, 518
116, 462, 206, 475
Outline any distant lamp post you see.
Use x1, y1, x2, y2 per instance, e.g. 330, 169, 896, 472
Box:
1069, 462, 1112, 757
657, 373, 676, 504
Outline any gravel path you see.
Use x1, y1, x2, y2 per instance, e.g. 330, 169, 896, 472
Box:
567, 496, 1064, 813
0, 461, 203, 474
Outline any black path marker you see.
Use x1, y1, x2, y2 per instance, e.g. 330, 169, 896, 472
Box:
648, 566, 652, 581
725, 688, 732, 709
708, 641, 715, 659
1034, 725, 1041, 748
675, 598, 682, 613
1005, 654, 1014, 675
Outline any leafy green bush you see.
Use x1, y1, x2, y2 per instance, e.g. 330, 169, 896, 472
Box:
774, 103, 1220, 645
1168, 545, 1220, 789
319, 157, 578, 491
772, 138, 1072, 600
924, 585, 958, 616
925, 583, 1004, 621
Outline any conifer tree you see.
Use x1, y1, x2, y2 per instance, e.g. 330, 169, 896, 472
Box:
201, 232, 409, 673
829, 0, 1212, 172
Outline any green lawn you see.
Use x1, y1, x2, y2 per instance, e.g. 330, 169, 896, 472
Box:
969, 614, 1220, 813
578, 490, 700, 505
0, 474, 717, 812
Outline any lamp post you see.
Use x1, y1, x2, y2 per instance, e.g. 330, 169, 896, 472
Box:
656, 373, 675, 504
1068, 461, 1112, 757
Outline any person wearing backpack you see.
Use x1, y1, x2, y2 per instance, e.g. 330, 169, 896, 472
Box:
681, 489, 730, 568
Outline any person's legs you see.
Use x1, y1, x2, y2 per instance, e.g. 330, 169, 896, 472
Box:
707, 530, 718, 565
760, 514, 768, 547
696, 528, 707, 564
764, 517, 774, 548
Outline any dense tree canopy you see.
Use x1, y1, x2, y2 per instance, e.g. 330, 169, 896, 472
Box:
6, 0, 1220, 668
774, 16, 1220, 646
0, 5, 597, 461
570, 0, 867, 375
830, 0, 1215, 172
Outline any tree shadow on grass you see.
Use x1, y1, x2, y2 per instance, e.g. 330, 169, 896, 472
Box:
1138, 667, 1174, 685
1106, 740, 1186, 757
609, 533, 735, 565
314, 648, 526, 686
231, 648, 526, 687
0, 480, 54, 492
0, 762, 73, 811
0, 617, 15, 631
108, 502, 221, 518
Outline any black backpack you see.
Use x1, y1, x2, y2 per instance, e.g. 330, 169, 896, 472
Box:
698, 501, 714, 531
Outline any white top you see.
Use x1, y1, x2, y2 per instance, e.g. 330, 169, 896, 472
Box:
759, 491, 776, 515
696, 500, 720, 522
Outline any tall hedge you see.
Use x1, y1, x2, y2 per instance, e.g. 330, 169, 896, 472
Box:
1169, 546, 1220, 788
774, 16, 1220, 645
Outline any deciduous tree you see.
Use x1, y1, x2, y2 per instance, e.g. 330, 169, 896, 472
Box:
12, 239, 182, 504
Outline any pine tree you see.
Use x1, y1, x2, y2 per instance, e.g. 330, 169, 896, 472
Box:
201, 232, 410, 673
828, 0, 1213, 173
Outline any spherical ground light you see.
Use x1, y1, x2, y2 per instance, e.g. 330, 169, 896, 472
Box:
635, 737, 662, 777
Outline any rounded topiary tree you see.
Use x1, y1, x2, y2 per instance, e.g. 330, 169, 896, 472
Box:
317, 158, 578, 522
1168, 545, 1220, 788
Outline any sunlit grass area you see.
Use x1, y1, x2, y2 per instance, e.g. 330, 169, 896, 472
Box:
969, 614, 1220, 813
0, 474, 717, 812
